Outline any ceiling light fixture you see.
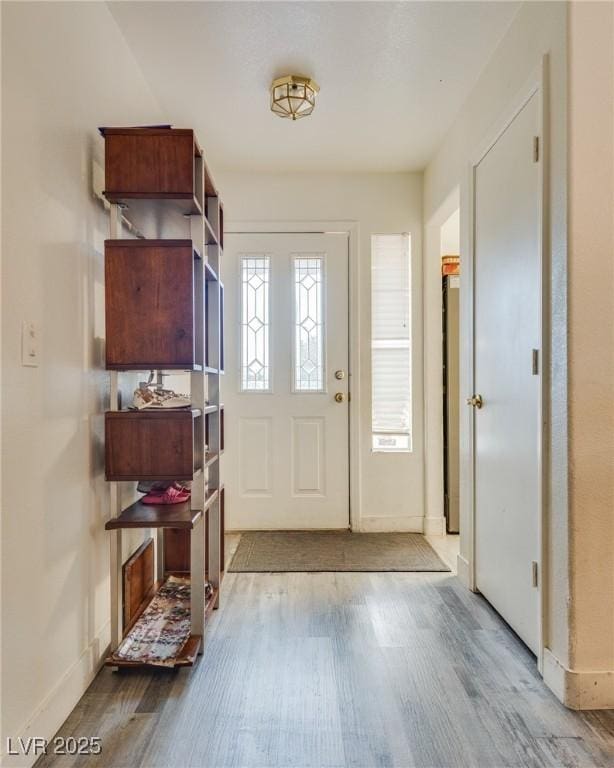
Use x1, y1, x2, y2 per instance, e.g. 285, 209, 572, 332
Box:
270, 75, 319, 121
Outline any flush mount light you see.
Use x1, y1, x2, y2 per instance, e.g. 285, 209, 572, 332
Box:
270, 75, 319, 121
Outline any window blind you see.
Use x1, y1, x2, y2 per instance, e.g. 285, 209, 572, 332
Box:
371, 234, 412, 452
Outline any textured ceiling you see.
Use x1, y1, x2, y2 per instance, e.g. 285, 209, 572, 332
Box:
108, 1, 520, 173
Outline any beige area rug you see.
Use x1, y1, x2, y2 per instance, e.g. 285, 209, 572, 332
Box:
228, 531, 450, 573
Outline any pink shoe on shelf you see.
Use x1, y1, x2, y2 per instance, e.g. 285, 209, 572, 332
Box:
141, 485, 191, 505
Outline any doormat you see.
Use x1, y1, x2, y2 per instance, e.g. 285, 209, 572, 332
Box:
228, 531, 451, 573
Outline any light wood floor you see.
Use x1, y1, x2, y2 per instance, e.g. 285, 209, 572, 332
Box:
37, 536, 614, 768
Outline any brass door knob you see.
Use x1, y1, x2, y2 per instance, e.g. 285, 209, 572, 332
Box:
466, 394, 483, 409
334, 392, 346, 403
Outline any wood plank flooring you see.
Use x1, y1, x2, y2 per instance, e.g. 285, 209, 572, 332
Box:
37, 545, 614, 768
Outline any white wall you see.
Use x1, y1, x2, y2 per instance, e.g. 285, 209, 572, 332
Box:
1, 3, 163, 763
218, 171, 426, 532
440, 209, 460, 257
560, 0, 614, 708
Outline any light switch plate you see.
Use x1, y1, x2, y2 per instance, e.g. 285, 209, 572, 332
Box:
21, 320, 39, 367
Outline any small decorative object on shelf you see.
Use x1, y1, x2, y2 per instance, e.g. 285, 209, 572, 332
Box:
100, 125, 225, 669
441, 254, 460, 276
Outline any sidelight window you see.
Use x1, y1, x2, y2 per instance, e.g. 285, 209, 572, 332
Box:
371, 234, 412, 452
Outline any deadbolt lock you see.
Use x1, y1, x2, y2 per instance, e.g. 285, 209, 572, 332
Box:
334, 392, 346, 403
466, 394, 484, 409
335, 370, 345, 380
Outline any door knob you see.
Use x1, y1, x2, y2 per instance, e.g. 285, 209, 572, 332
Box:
334, 392, 346, 403
466, 394, 483, 409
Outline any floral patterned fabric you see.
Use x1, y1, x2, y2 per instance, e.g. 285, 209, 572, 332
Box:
113, 576, 191, 666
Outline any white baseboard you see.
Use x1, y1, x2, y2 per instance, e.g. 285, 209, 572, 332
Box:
226, 527, 348, 532
359, 515, 425, 533
423, 516, 446, 536
456, 553, 471, 588
229, 519, 433, 534
1, 623, 110, 768
543, 648, 614, 710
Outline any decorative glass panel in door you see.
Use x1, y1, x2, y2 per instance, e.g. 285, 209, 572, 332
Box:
240, 255, 270, 391
293, 255, 324, 392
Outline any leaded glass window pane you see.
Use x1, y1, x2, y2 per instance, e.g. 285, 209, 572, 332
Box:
241, 255, 270, 391
294, 255, 324, 392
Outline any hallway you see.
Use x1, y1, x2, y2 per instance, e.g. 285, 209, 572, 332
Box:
2, 4, 614, 765
38, 566, 614, 768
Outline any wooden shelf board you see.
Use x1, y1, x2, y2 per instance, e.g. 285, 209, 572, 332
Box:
99, 126, 187, 137
106, 363, 203, 372
105, 192, 203, 218
107, 408, 202, 419
105, 500, 203, 530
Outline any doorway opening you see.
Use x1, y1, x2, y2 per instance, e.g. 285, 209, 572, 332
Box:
440, 209, 461, 538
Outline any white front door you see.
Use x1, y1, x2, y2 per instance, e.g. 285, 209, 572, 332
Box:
222, 232, 349, 530
473, 92, 541, 653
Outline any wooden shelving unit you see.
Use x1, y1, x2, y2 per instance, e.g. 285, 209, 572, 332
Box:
101, 126, 224, 670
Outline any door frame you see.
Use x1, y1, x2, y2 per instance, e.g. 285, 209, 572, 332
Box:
225, 221, 360, 531
466, 57, 549, 671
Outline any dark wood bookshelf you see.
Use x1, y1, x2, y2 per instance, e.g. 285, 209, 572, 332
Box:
102, 124, 225, 669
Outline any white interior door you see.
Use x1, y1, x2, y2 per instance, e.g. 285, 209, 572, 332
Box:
473, 92, 541, 653
222, 232, 349, 530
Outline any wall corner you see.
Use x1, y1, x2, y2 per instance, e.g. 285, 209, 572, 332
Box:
543, 648, 614, 710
